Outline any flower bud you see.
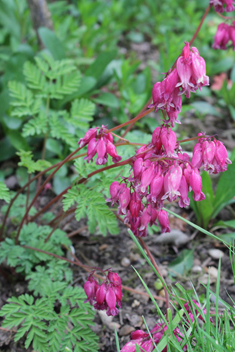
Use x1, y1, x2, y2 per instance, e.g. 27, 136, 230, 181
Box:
119, 187, 131, 214
84, 138, 98, 163
96, 138, 107, 165
158, 209, 170, 233
108, 272, 121, 286
150, 173, 164, 203
106, 287, 119, 316
140, 164, 155, 193
78, 127, 98, 148
190, 169, 205, 201
160, 127, 177, 156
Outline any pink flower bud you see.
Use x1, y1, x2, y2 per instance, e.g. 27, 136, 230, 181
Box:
191, 52, 209, 89
191, 143, 203, 169
230, 23, 235, 49
202, 140, 216, 172
106, 140, 122, 163
148, 82, 163, 111
84, 138, 98, 163
106, 132, 113, 143
190, 169, 205, 201
120, 339, 142, 352
165, 110, 181, 127
133, 158, 144, 180
119, 187, 131, 214
152, 127, 162, 150
171, 87, 182, 111
150, 174, 164, 203
163, 165, 182, 202
140, 164, 155, 193
176, 56, 194, 98
108, 181, 121, 205
113, 285, 123, 308
184, 164, 192, 184
224, 0, 235, 11
158, 209, 170, 233
94, 283, 107, 310
214, 139, 232, 172
140, 340, 154, 352
78, 127, 98, 148
96, 138, 107, 165
178, 175, 190, 208
84, 277, 99, 305
106, 287, 119, 316
139, 207, 151, 234
131, 330, 149, 340
108, 272, 121, 286
160, 127, 177, 156
129, 192, 142, 218
163, 68, 179, 101
212, 23, 230, 50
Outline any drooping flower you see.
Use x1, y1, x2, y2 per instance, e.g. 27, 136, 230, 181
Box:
212, 23, 230, 50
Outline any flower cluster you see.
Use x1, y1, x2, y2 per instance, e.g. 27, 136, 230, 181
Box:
148, 43, 209, 126
78, 125, 122, 165
84, 271, 122, 316
107, 127, 231, 237
212, 22, 235, 50
210, 0, 235, 12
120, 300, 212, 352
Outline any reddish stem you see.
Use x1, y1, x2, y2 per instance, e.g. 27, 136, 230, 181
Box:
189, 5, 212, 46
15, 146, 82, 244
216, 12, 234, 20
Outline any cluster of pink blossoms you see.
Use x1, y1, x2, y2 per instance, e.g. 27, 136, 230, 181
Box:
148, 43, 209, 126
78, 125, 122, 165
121, 299, 213, 352
212, 22, 235, 50
210, 0, 235, 12
107, 127, 231, 237
84, 271, 122, 316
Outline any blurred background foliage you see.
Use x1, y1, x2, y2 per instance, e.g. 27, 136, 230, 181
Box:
0, 0, 235, 229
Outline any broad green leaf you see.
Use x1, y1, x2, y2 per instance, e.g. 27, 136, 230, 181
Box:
212, 162, 235, 218
214, 220, 235, 229
168, 249, 194, 276
93, 92, 120, 108
85, 50, 117, 80
38, 27, 65, 60
8, 130, 29, 151
189, 171, 214, 228
46, 138, 62, 158
191, 101, 220, 117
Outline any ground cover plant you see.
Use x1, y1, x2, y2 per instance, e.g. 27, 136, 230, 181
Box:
0, 0, 235, 351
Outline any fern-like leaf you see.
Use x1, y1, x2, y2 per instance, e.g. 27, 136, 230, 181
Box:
0, 182, 10, 203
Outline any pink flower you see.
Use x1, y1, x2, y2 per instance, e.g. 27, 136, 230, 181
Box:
212, 23, 230, 50
163, 165, 182, 202
106, 140, 122, 163
84, 138, 98, 163
158, 209, 171, 233
152, 127, 162, 151
106, 287, 119, 316
119, 187, 131, 214
191, 52, 209, 90
190, 169, 205, 201
96, 138, 107, 165
149, 173, 164, 203
213, 139, 232, 172
202, 140, 216, 173
140, 164, 155, 193
176, 55, 195, 98
129, 192, 142, 218
84, 277, 99, 305
94, 283, 107, 310
108, 271, 121, 286
131, 330, 149, 340
229, 23, 235, 50
78, 127, 98, 148
178, 175, 190, 208
191, 143, 203, 169
160, 127, 177, 156
224, 0, 235, 11
139, 207, 152, 236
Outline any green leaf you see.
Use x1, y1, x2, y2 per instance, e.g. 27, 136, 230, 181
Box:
38, 27, 65, 60
46, 138, 62, 157
0, 182, 10, 203
213, 162, 235, 218
191, 101, 220, 117
85, 50, 117, 80
93, 92, 120, 108
190, 171, 214, 228
168, 249, 194, 276
8, 130, 29, 151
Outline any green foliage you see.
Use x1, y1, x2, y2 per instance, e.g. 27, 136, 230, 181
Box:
63, 184, 119, 236
190, 166, 235, 229
1, 194, 37, 223
8, 54, 94, 157
17, 150, 51, 173
0, 181, 10, 203
0, 286, 98, 352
